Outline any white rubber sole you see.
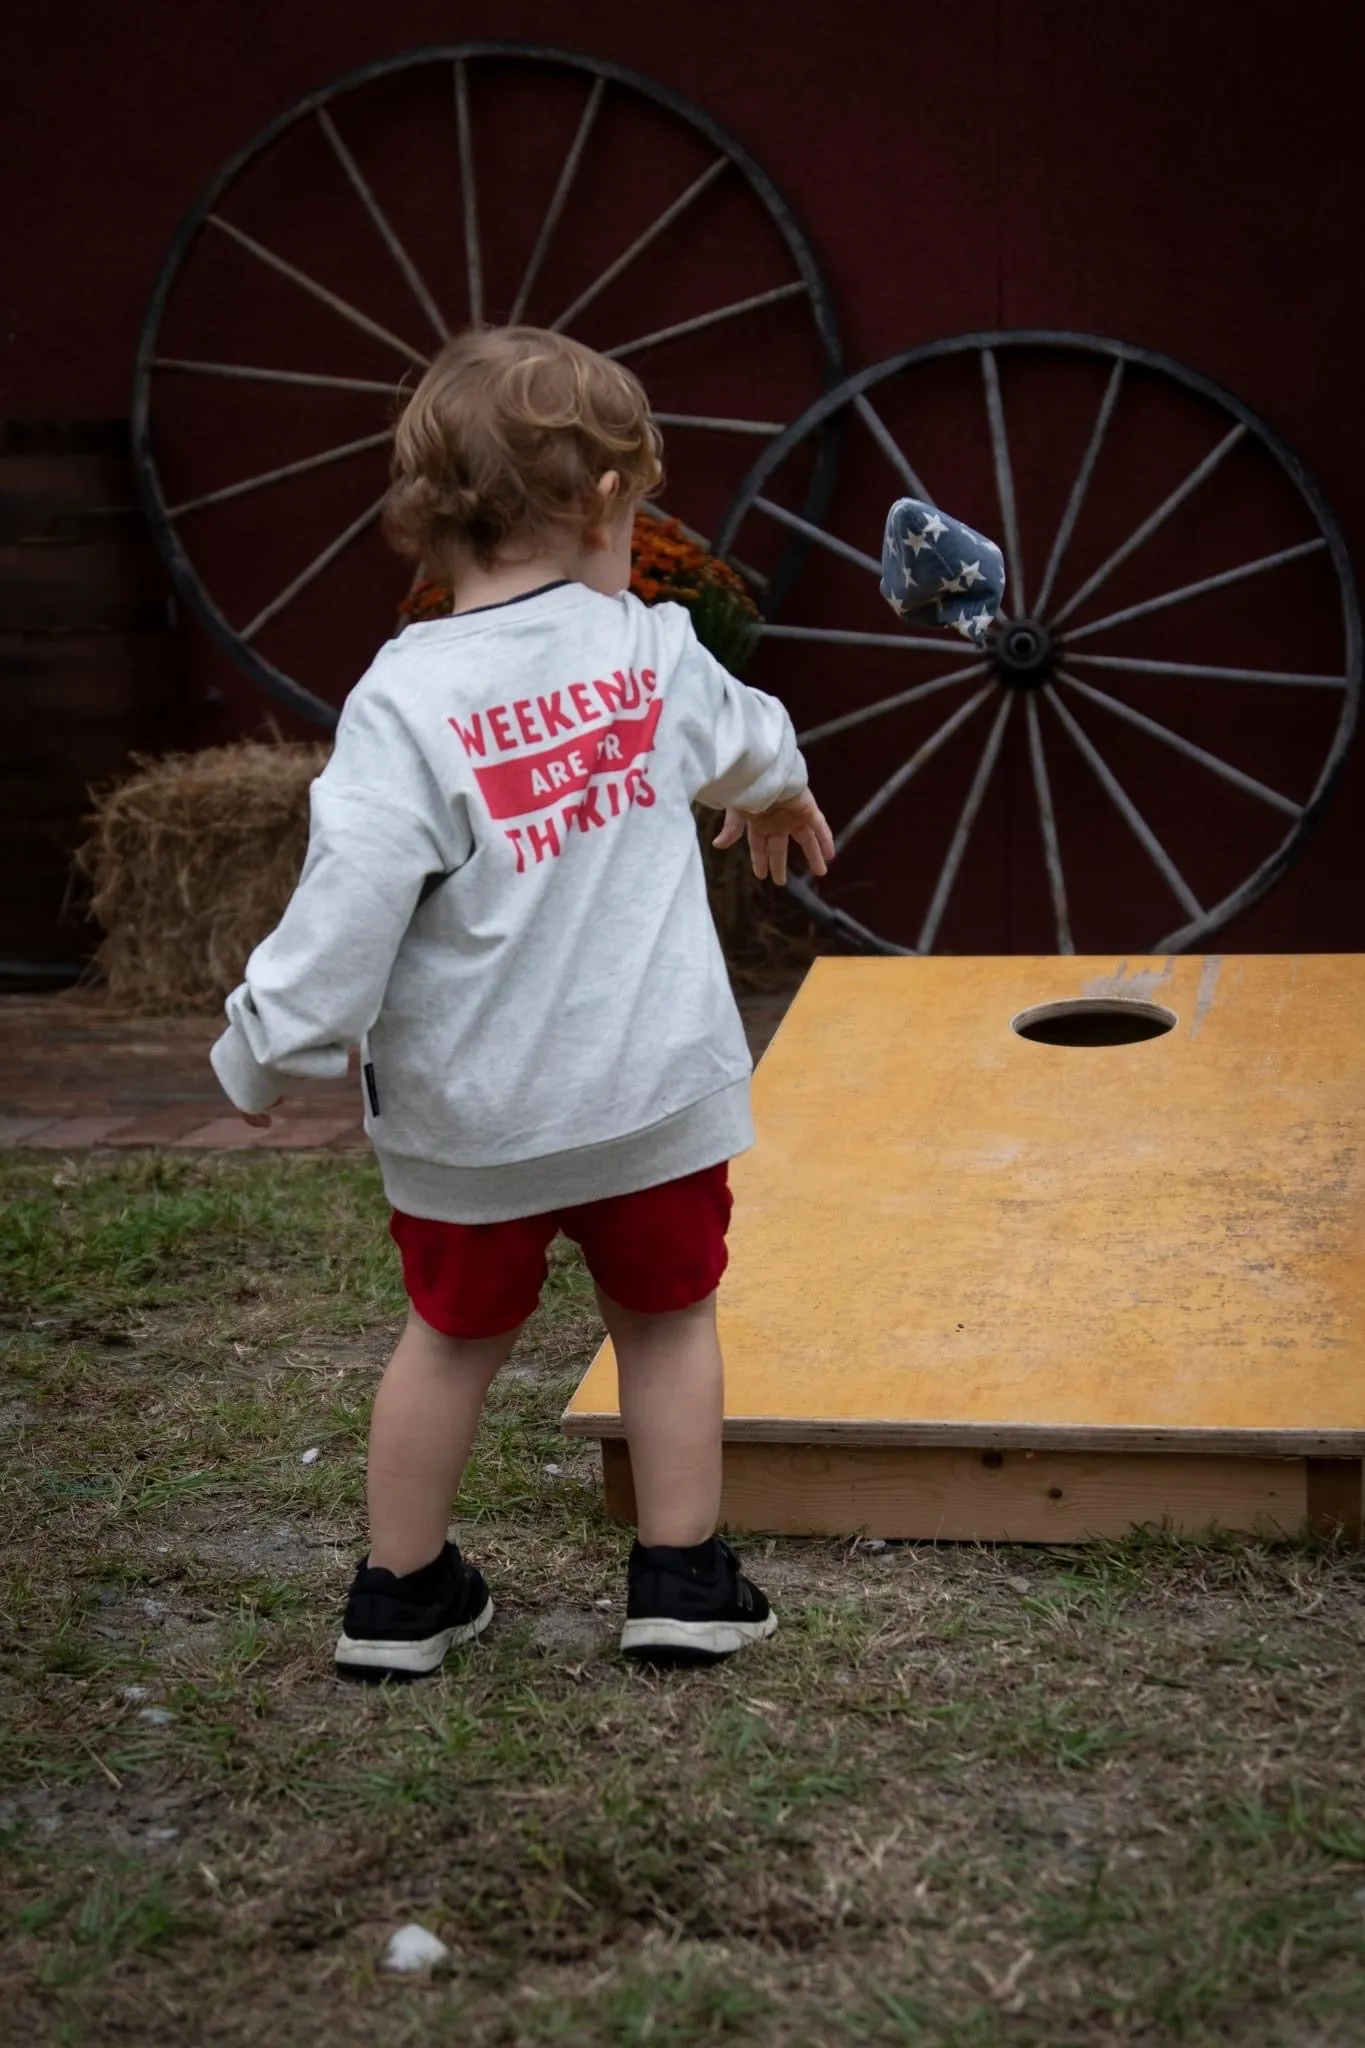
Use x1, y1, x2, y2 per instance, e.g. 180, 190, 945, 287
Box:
619, 1610, 778, 1661
335, 1594, 494, 1678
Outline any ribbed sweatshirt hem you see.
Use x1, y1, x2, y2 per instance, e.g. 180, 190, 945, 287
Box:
374, 1079, 755, 1223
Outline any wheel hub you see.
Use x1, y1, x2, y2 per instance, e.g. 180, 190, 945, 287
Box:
990, 617, 1059, 691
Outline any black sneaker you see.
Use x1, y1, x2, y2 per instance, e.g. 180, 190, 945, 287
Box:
620, 1537, 777, 1663
334, 1541, 493, 1680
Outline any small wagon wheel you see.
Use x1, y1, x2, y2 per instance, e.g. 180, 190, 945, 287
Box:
714, 333, 1360, 955
132, 44, 843, 727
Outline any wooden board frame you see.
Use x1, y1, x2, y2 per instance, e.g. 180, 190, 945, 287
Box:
569, 957, 1365, 1545
601, 1440, 1363, 1544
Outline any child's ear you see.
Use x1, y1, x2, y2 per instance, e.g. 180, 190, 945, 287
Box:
582, 470, 626, 552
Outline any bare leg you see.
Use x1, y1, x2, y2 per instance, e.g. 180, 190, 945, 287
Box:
596, 1289, 723, 1547
366, 1306, 523, 1576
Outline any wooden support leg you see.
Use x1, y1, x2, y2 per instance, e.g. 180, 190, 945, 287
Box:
1306, 1459, 1363, 1542
601, 1439, 637, 1526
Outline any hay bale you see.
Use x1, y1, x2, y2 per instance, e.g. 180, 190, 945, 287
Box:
695, 808, 819, 992
77, 742, 330, 1014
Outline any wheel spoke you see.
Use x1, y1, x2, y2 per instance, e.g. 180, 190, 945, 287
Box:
798, 660, 990, 745
1057, 672, 1303, 817
1064, 538, 1328, 643
762, 624, 985, 656
240, 494, 386, 643
551, 157, 728, 332
154, 358, 401, 395
917, 697, 1013, 952
168, 430, 392, 516
1068, 651, 1347, 688
1025, 696, 1074, 954
853, 393, 934, 504
604, 280, 808, 360
454, 60, 484, 327
751, 498, 882, 575
1043, 685, 1203, 919
509, 75, 605, 324
982, 349, 1027, 615
1051, 424, 1246, 625
1033, 358, 1124, 616
836, 684, 996, 853
206, 216, 429, 368
317, 109, 449, 343
652, 412, 786, 435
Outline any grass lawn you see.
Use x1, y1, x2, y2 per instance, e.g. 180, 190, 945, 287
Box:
2, 1151, 1363, 2045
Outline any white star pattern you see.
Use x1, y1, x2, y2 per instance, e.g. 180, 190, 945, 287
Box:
881, 500, 1005, 645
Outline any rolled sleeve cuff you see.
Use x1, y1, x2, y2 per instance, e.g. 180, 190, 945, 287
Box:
730, 749, 809, 816
210, 1024, 287, 1116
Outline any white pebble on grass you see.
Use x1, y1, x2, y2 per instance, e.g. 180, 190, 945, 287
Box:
138, 1706, 176, 1727
383, 1923, 450, 1973
301, 1447, 321, 1466
120, 1684, 153, 1703
595, 1598, 612, 1610
543, 1463, 562, 1477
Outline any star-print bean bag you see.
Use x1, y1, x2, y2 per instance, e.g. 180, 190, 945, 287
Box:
879, 498, 1006, 646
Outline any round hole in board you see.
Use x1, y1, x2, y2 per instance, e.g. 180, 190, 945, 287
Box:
1010, 999, 1178, 1048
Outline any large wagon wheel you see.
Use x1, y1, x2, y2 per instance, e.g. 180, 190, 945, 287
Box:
132, 45, 842, 726
714, 333, 1360, 955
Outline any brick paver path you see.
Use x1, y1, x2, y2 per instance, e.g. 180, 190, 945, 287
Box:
0, 984, 803, 1152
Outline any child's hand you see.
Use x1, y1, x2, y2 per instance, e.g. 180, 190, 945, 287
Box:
714, 790, 835, 887
241, 1100, 283, 1130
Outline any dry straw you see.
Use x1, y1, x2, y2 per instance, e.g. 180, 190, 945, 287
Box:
77, 741, 330, 1015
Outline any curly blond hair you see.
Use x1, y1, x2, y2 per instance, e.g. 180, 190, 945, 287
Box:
383, 326, 664, 568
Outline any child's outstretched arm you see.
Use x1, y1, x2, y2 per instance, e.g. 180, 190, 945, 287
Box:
672, 614, 834, 887
210, 694, 462, 1122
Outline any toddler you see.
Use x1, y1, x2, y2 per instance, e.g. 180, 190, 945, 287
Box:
210, 327, 832, 1676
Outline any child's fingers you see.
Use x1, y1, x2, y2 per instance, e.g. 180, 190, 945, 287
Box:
747, 822, 771, 881
768, 837, 790, 886
813, 809, 836, 863
797, 828, 829, 878
712, 810, 745, 851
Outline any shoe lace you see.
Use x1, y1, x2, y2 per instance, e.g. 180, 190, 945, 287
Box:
716, 1539, 753, 1611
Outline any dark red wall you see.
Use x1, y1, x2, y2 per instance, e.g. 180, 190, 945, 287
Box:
5, 0, 1361, 948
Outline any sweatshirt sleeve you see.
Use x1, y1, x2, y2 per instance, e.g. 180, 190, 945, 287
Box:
209, 684, 463, 1115
665, 607, 809, 813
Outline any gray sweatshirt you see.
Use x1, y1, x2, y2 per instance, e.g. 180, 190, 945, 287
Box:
210, 582, 807, 1221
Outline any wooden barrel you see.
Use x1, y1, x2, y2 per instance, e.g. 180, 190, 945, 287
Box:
0, 421, 186, 988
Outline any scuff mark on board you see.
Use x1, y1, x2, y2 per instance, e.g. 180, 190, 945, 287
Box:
1190, 956, 1224, 1040
1082, 959, 1176, 1003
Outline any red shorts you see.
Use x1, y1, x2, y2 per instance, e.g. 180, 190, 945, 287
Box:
389, 1163, 733, 1339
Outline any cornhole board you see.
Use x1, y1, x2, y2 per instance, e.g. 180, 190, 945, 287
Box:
563, 957, 1365, 1543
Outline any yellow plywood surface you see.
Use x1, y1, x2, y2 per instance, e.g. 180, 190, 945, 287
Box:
567, 957, 1365, 1450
